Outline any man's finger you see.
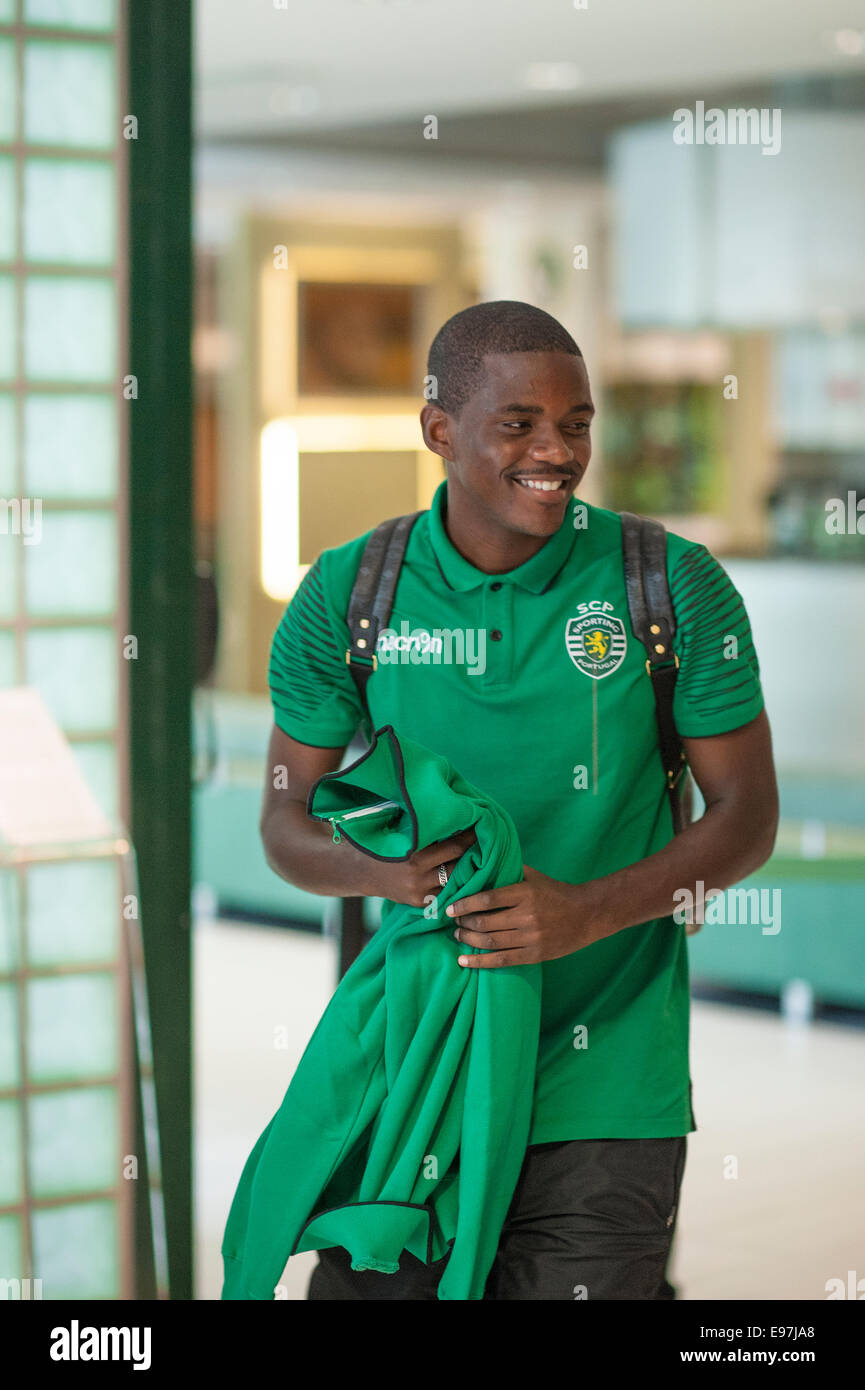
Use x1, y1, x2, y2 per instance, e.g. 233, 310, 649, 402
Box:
457, 948, 532, 969
452, 909, 518, 934
416, 831, 476, 867
453, 924, 520, 951
445, 885, 520, 918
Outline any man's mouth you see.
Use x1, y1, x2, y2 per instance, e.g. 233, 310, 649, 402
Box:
514, 477, 568, 492
508, 473, 574, 500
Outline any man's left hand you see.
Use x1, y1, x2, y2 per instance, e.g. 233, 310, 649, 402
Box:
445, 866, 609, 968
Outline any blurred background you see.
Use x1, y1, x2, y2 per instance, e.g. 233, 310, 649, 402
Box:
1, 0, 863, 1302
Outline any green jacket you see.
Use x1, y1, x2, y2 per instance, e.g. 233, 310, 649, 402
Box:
221, 724, 542, 1301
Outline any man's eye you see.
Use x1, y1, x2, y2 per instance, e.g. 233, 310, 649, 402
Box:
501, 420, 591, 432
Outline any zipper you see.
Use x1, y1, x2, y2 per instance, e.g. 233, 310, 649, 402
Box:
324, 799, 401, 844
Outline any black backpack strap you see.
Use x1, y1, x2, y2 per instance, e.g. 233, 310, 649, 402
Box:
345, 511, 423, 711
621, 511, 689, 834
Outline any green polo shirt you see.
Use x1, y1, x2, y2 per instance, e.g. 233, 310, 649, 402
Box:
268, 480, 764, 1142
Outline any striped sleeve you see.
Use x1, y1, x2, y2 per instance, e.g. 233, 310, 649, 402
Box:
267, 557, 364, 747
669, 543, 764, 737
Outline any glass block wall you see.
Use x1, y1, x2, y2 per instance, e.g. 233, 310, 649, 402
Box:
0, 0, 133, 1299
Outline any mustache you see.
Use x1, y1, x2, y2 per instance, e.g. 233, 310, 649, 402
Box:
507, 468, 577, 479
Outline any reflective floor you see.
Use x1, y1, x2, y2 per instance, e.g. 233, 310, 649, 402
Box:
194, 915, 865, 1301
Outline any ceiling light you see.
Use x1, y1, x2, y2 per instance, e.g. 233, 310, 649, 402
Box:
260, 421, 306, 601
524, 62, 581, 92
833, 29, 865, 55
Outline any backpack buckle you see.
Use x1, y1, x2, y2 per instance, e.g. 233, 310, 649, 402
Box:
346, 648, 377, 672
645, 653, 679, 675
666, 753, 687, 788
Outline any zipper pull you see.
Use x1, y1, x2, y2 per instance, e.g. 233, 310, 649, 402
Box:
331, 820, 341, 843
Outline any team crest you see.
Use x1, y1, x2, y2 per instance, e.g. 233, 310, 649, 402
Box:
565, 605, 628, 680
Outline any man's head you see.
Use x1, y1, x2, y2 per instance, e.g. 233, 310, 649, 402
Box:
421, 300, 594, 542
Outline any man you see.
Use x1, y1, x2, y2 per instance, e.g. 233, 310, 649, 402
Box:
260, 300, 778, 1300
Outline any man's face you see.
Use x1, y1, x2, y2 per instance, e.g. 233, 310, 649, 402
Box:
421, 350, 594, 539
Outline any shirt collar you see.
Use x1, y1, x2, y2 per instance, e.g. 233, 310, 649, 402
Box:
426, 479, 577, 594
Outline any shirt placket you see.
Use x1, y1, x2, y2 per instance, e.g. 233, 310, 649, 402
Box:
480, 580, 514, 688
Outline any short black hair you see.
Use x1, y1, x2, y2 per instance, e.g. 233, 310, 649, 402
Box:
426, 300, 582, 416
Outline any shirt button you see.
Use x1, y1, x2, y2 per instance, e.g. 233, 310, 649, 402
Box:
490, 629, 503, 641
491, 581, 503, 591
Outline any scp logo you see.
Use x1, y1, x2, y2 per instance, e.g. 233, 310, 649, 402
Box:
565, 600, 627, 680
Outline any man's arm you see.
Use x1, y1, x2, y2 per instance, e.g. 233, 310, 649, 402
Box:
446, 709, 779, 966
260, 722, 477, 905
577, 707, 779, 935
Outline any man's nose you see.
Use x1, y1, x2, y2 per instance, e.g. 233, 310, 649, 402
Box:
528, 430, 575, 464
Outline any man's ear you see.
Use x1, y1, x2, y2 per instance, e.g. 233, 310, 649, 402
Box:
420, 403, 455, 465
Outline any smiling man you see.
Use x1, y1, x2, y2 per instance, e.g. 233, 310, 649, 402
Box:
260, 300, 779, 1300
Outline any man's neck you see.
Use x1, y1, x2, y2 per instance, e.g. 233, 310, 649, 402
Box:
442, 483, 552, 575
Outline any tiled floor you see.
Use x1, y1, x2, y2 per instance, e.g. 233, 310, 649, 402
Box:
194, 915, 865, 1301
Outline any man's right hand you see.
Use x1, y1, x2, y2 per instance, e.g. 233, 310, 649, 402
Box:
259, 723, 476, 906
366, 828, 478, 907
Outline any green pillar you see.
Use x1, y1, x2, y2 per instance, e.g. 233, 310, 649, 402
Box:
128, 0, 194, 1300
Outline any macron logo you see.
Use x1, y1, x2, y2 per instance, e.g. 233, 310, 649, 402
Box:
50, 1320, 151, 1371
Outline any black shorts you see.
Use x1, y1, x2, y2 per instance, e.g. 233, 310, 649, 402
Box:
306, 1135, 688, 1301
